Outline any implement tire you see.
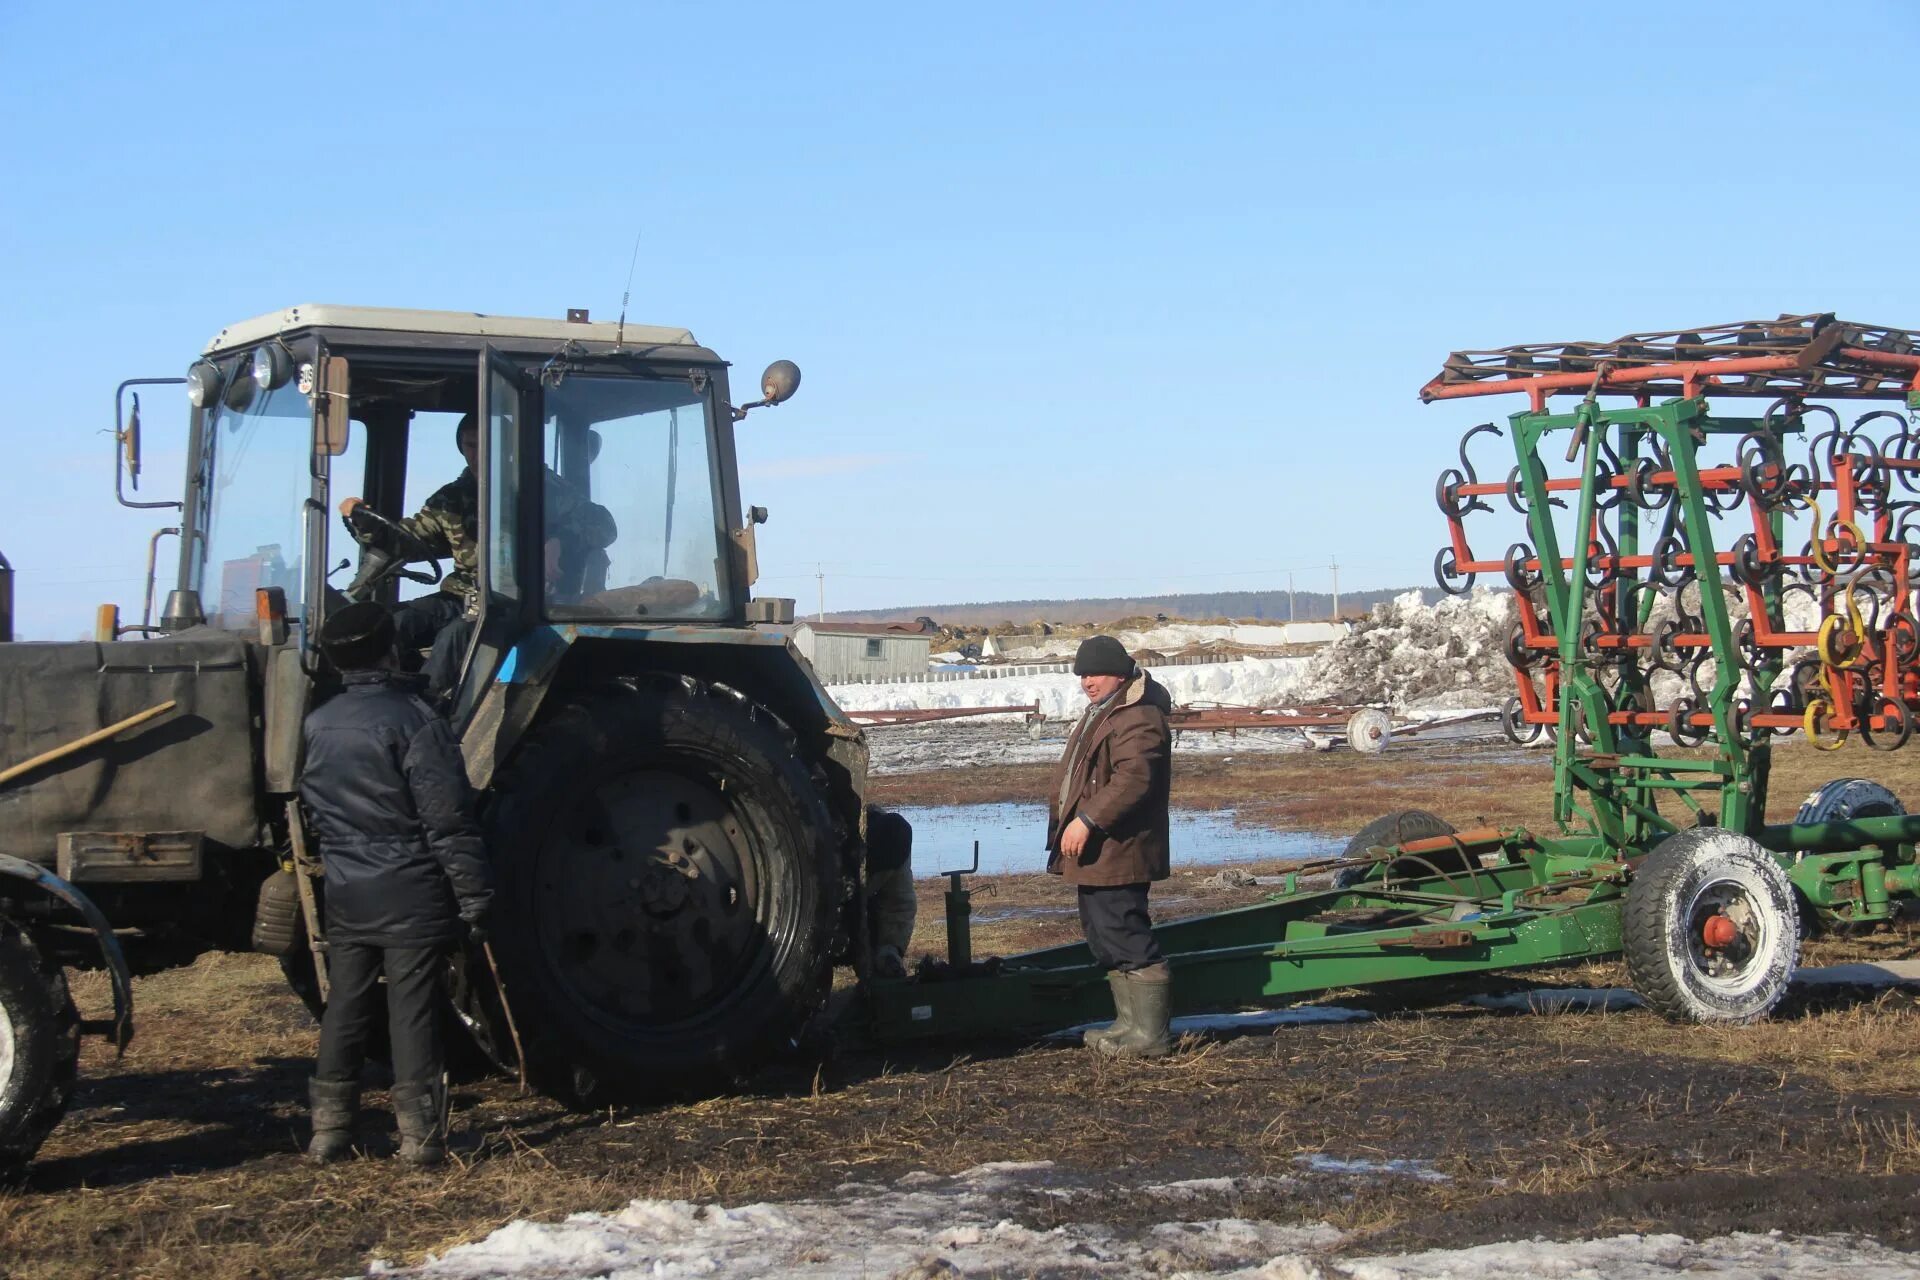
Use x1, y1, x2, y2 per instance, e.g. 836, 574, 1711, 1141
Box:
0, 920, 80, 1183
1623, 828, 1799, 1025
1333, 810, 1458, 889
487, 680, 843, 1100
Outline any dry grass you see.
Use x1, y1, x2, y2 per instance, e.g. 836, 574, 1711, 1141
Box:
7, 738, 1920, 1277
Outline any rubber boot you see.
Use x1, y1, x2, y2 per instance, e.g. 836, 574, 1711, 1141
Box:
1096, 963, 1172, 1059
1083, 970, 1135, 1048
390, 1081, 447, 1167
305, 1078, 358, 1164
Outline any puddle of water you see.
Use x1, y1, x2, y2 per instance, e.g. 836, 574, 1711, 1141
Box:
895, 803, 1340, 878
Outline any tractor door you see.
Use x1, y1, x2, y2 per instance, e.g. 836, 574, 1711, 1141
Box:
449, 349, 535, 725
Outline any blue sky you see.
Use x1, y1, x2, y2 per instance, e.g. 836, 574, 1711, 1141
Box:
3, 2, 1917, 637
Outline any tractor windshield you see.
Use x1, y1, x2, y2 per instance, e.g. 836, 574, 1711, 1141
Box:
188, 369, 313, 630
540, 375, 728, 620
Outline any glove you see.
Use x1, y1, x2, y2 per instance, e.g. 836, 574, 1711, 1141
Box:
465, 918, 489, 947
874, 944, 906, 979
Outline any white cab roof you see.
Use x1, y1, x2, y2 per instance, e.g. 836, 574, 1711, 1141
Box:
203, 304, 698, 354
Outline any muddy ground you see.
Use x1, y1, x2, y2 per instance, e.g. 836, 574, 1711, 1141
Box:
5, 737, 1920, 1278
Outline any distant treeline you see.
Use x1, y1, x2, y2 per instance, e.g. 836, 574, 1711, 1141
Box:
825, 587, 1438, 628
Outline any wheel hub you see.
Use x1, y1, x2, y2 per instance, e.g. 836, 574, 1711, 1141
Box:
1686, 881, 1763, 986
1701, 913, 1738, 949
532, 767, 765, 1031
0, 996, 14, 1099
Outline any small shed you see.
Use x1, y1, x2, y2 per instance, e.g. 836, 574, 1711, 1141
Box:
794, 620, 935, 684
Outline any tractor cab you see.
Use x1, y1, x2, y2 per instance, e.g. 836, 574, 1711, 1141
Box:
175, 305, 796, 722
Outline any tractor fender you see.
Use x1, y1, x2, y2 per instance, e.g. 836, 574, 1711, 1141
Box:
0, 855, 134, 1052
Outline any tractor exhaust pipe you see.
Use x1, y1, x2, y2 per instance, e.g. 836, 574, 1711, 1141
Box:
0, 550, 13, 642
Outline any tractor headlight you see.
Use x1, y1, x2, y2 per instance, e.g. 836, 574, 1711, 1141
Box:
251, 343, 294, 391
185, 361, 222, 408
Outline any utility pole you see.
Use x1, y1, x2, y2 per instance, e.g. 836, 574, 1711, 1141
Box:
1287, 571, 1295, 622
1330, 557, 1340, 621
816, 565, 825, 622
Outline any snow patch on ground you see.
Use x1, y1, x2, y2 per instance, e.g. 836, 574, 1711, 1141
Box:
366, 1161, 1920, 1280
1284, 1231, 1920, 1279
1045, 1004, 1375, 1043
1294, 1155, 1449, 1183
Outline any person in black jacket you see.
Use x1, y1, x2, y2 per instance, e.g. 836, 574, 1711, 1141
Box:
300, 601, 493, 1166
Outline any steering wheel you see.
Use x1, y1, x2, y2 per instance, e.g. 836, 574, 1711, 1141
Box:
342, 503, 445, 599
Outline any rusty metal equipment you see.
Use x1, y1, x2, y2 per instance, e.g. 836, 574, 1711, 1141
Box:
869, 315, 1920, 1042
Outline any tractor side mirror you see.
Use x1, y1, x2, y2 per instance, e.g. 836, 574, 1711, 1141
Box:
731, 360, 802, 421
317, 356, 351, 456
760, 360, 801, 406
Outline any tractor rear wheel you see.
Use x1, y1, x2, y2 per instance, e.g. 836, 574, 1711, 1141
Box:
1332, 810, 1458, 888
1623, 828, 1799, 1024
486, 680, 844, 1100
0, 920, 79, 1182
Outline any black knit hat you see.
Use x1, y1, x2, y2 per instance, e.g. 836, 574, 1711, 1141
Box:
320, 601, 396, 672
1072, 635, 1135, 678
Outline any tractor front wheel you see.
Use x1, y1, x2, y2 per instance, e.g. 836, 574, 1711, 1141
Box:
486, 680, 844, 1101
1623, 828, 1799, 1024
0, 920, 79, 1182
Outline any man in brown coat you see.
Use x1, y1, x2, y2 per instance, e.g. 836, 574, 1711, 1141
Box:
1047, 635, 1174, 1057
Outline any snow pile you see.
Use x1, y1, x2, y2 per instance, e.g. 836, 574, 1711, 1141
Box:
828, 657, 1311, 722
1300, 589, 1515, 711
365, 1160, 1920, 1279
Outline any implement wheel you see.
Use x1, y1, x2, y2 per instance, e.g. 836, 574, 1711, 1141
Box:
1333, 810, 1458, 888
1623, 829, 1799, 1024
0, 920, 79, 1182
487, 680, 843, 1100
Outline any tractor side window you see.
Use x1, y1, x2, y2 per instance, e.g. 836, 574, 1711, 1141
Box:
194, 374, 313, 630
541, 377, 726, 620
486, 367, 520, 603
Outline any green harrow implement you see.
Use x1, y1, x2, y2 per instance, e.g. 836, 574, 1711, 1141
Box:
869, 315, 1920, 1040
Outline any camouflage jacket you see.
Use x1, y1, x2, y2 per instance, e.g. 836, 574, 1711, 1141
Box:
394, 469, 481, 599
393, 467, 618, 601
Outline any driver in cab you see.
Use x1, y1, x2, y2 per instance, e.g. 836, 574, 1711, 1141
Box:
338, 413, 617, 694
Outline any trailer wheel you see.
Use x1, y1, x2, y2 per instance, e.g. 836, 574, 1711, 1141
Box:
1793, 778, 1904, 828
0, 921, 80, 1182
487, 681, 843, 1099
1623, 828, 1799, 1024
1333, 810, 1458, 888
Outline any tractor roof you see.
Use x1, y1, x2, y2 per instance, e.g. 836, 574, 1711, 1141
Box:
1423, 313, 1920, 406
203, 304, 700, 356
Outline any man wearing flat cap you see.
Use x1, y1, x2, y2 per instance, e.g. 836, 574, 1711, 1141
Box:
1047, 635, 1175, 1057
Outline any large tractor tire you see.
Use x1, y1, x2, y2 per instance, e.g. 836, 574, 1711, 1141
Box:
0, 920, 80, 1182
1623, 827, 1799, 1024
1332, 810, 1459, 888
486, 680, 843, 1100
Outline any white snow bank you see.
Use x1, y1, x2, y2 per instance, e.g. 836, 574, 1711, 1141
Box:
367, 1159, 1920, 1280
829, 657, 1311, 721
994, 622, 1315, 662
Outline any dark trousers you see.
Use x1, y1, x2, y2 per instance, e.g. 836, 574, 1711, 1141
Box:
424, 617, 474, 700
316, 941, 447, 1088
391, 594, 464, 661
1077, 883, 1163, 972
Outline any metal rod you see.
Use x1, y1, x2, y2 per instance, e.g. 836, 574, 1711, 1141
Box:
0, 700, 176, 788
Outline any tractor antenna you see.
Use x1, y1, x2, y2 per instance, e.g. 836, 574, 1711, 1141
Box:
614, 228, 642, 350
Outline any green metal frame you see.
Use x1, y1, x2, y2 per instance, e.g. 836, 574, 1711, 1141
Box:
867, 390, 1920, 1043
